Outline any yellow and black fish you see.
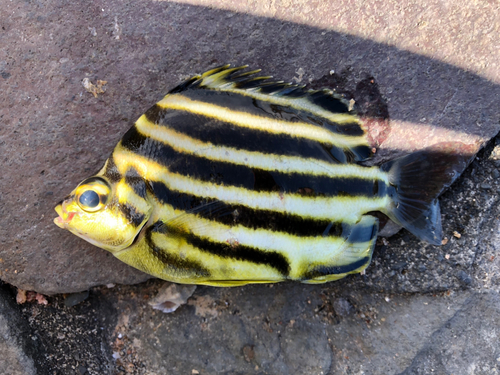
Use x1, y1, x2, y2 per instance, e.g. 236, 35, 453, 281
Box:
54, 65, 465, 286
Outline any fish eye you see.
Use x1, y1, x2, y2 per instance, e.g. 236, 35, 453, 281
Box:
75, 177, 111, 212
79, 190, 100, 208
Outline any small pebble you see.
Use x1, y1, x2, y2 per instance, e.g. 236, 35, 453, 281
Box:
480, 183, 492, 190
242, 345, 255, 362
441, 237, 449, 245
492, 169, 500, 179
393, 261, 407, 271
418, 264, 427, 272
457, 270, 472, 285
64, 290, 89, 307
453, 231, 461, 239
333, 298, 354, 316
445, 254, 450, 260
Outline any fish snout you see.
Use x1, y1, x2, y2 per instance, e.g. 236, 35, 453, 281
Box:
53, 198, 77, 228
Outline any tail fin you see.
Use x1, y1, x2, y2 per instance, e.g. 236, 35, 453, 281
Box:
381, 147, 470, 245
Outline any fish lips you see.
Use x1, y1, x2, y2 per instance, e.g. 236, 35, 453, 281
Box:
53, 200, 77, 229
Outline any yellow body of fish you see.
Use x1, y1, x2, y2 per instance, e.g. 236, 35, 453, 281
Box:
54, 65, 465, 286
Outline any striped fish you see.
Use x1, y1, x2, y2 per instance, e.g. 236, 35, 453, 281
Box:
54, 65, 465, 286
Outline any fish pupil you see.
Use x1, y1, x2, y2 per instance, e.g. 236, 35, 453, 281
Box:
79, 190, 100, 208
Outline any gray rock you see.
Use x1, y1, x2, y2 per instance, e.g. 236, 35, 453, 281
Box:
0, 0, 499, 294
0, 285, 38, 375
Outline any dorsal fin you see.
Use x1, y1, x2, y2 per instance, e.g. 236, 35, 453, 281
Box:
168, 65, 352, 114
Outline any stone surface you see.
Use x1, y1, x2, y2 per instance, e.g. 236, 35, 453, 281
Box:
0, 0, 499, 294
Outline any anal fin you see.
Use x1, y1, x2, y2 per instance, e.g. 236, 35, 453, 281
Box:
301, 215, 379, 284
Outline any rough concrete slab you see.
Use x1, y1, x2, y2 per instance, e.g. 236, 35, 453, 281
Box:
8, 138, 500, 373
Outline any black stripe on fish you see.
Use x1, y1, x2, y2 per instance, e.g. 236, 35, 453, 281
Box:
121, 126, 254, 188
143, 105, 347, 164
125, 167, 148, 199
251, 100, 365, 137
145, 227, 210, 277
252, 169, 279, 192
181, 231, 291, 277
303, 256, 371, 279
118, 203, 146, 228
122, 126, 386, 198
178, 89, 364, 137
103, 156, 122, 183
148, 180, 374, 239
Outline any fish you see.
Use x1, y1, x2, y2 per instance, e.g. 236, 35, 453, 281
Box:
54, 65, 467, 286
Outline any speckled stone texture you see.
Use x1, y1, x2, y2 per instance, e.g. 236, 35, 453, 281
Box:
0, 0, 499, 297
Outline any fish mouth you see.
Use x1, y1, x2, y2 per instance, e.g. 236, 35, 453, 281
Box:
53, 200, 77, 229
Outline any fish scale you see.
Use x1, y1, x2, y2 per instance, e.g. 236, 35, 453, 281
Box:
54, 65, 467, 286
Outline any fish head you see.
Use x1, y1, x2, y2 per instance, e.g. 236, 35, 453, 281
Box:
54, 176, 151, 253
